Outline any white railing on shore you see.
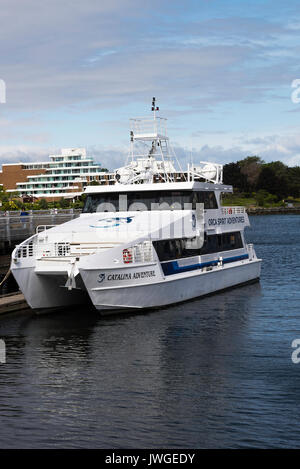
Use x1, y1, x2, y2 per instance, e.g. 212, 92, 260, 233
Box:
0, 209, 81, 243
0, 208, 81, 218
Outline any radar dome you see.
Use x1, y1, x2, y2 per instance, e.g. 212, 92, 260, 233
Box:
116, 167, 133, 184
201, 163, 217, 181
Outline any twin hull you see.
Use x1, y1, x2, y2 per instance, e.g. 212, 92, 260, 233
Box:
10, 210, 261, 314
11, 259, 261, 314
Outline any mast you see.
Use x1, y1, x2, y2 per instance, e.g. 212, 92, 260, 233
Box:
116, 99, 223, 185
122, 98, 184, 184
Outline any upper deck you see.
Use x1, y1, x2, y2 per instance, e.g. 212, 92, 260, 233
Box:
84, 180, 233, 195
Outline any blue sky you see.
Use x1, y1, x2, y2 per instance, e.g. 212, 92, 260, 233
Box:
1, 0, 300, 169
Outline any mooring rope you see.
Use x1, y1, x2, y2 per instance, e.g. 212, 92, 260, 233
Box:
0, 269, 11, 288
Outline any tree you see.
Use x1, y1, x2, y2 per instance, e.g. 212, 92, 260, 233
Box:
59, 197, 70, 209
223, 162, 247, 190
239, 156, 264, 192
257, 161, 289, 199
89, 180, 100, 186
287, 166, 300, 198
38, 198, 48, 209
223, 156, 263, 192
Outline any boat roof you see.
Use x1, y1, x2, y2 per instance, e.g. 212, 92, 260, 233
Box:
84, 181, 233, 194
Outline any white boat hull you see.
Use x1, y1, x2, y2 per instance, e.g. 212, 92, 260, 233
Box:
11, 266, 90, 311
79, 259, 262, 314
11, 257, 261, 314
10, 203, 262, 315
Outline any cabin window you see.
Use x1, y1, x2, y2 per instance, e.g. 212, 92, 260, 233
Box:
153, 231, 243, 262
83, 190, 218, 213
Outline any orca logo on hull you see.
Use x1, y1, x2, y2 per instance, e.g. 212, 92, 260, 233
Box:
90, 216, 134, 229
98, 273, 105, 283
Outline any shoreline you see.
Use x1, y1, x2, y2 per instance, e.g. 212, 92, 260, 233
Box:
246, 206, 300, 215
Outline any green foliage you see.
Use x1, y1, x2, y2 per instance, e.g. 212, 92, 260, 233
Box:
255, 190, 277, 207
224, 156, 264, 193
0, 186, 88, 211
58, 197, 70, 209
224, 157, 300, 200
222, 193, 257, 207
38, 198, 48, 209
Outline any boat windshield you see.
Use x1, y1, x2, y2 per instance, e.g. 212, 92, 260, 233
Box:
83, 190, 218, 213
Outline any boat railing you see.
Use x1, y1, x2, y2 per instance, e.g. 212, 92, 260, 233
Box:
14, 236, 154, 263
246, 243, 256, 261
132, 240, 154, 263
36, 225, 57, 234
221, 206, 245, 215
37, 241, 116, 258
15, 242, 36, 259
130, 117, 168, 139
13, 237, 123, 259
13, 233, 38, 260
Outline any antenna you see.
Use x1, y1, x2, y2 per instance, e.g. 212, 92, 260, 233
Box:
151, 97, 159, 120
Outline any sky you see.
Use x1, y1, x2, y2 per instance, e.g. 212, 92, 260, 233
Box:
1, 0, 300, 170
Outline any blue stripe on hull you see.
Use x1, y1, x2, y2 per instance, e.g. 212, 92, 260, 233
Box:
161, 253, 249, 276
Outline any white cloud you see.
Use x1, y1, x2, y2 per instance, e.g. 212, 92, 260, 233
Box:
0, 1, 299, 169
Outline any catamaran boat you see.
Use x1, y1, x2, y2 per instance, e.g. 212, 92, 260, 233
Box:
10, 100, 262, 314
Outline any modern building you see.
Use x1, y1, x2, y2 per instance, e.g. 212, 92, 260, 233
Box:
0, 148, 115, 200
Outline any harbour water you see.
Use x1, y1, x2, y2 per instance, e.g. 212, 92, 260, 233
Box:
0, 214, 299, 448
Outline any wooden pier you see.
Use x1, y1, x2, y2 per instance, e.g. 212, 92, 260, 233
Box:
0, 292, 29, 316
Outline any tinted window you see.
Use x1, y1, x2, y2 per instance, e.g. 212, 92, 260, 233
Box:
83, 190, 218, 213
153, 231, 243, 262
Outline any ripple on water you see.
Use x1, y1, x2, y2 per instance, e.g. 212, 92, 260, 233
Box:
0, 215, 299, 448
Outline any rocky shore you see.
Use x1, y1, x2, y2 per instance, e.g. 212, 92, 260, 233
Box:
247, 206, 300, 215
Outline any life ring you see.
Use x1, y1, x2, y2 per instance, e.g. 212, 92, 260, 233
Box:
123, 249, 133, 264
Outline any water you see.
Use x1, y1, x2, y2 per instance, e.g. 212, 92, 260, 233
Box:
0, 214, 299, 448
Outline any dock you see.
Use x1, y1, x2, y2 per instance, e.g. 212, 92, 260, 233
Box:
0, 292, 29, 316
